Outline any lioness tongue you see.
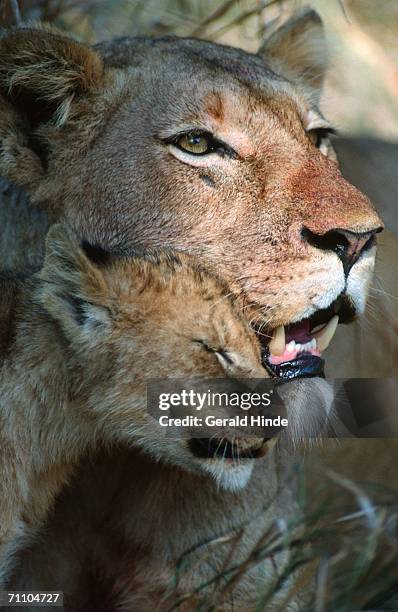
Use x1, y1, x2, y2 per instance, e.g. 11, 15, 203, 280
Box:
268, 316, 339, 365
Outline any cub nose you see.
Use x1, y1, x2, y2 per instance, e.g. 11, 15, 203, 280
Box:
301, 226, 383, 275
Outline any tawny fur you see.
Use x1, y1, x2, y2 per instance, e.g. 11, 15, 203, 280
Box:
0, 223, 272, 589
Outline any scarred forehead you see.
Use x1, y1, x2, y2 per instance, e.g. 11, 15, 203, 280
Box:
96, 36, 313, 147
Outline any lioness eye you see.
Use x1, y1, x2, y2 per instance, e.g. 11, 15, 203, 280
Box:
178, 133, 210, 155
167, 131, 236, 158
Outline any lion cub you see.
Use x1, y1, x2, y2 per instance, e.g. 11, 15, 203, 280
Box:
0, 223, 267, 584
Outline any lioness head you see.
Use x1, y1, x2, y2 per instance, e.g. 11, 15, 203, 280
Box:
0, 9, 383, 379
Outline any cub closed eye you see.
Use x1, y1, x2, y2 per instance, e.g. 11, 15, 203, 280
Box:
194, 339, 234, 365
166, 131, 236, 158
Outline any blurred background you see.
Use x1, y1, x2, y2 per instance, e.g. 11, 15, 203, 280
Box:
1, 0, 398, 141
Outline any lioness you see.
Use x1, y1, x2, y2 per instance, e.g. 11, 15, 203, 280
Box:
0, 6, 395, 610
0, 11, 382, 377
0, 222, 275, 585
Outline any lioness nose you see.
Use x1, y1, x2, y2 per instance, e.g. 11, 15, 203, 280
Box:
302, 226, 383, 275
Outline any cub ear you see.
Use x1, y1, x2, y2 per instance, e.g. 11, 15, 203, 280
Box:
0, 26, 104, 189
258, 8, 328, 97
39, 223, 114, 344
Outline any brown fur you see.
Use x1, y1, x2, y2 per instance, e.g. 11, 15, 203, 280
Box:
0, 223, 277, 590
11, 446, 310, 611
1, 223, 334, 611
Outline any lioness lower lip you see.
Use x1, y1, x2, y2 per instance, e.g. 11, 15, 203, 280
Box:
313, 315, 339, 351
268, 325, 285, 355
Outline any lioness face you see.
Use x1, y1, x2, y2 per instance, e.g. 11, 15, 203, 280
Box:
0, 11, 383, 380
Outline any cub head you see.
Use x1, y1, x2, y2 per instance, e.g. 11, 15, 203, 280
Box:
0, 10, 383, 380
39, 223, 276, 491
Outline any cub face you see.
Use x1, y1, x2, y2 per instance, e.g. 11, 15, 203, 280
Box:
0, 10, 383, 382
40, 224, 270, 491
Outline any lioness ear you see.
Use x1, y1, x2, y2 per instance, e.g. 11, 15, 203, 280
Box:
40, 224, 113, 344
258, 8, 327, 96
0, 26, 104, 188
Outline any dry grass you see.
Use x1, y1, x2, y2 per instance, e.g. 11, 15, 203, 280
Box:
166, 473, 398, 610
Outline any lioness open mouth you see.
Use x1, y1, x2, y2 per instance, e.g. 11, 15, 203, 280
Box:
256, 295, 356, 380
